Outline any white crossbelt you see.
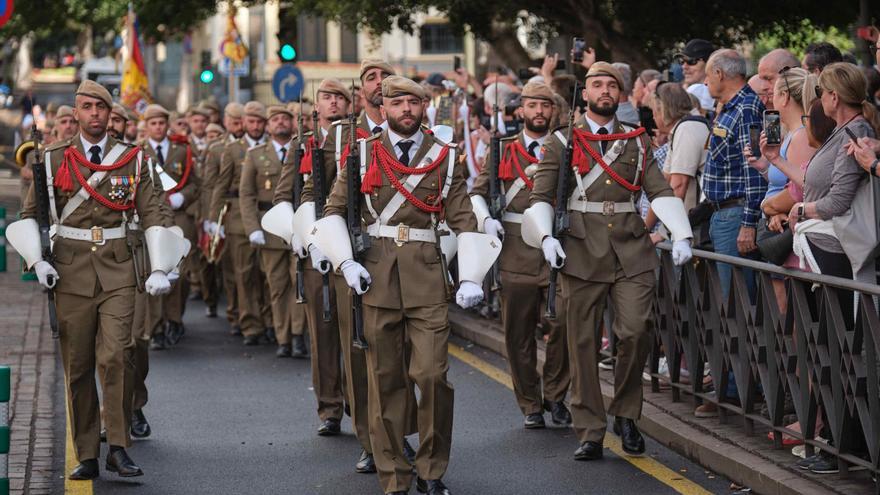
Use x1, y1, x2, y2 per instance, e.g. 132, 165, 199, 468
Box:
55, 225, 126, 244
502, 212, 523, 224
567, 198, 636, 215
367, 223, 436, 244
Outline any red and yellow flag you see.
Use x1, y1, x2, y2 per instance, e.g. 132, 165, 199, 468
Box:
121, 6, 152, 115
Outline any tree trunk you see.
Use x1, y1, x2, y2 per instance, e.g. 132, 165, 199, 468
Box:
484, 22, 532, 72
15, 33, 34, 90
77, 25, 94, 62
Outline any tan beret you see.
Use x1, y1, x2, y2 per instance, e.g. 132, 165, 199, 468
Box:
189, 105, 211, 118
126, 108, 139, 121
381, 76, 427, 100
244, 101, 267, 120
520, 82, 556, 102
200, 100, 221, 114
206, 123, 225, 135
111, 103, 129, 120
143, 104, 170, 122
224, 102, 244, 119
586, 61, 624, 91
169, 111, 183, 121
317, 78, 352, 103
359, 59, 396, 80
267, 105, 294, 120
75, 80, 112, 108
55, 105, 75, 119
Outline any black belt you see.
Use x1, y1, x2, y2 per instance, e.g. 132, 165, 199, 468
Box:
709, 198, 744, 211
258, 201, 273, 211
225, 191, 239, 198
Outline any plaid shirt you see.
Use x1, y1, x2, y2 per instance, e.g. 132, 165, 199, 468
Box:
702, 84, 767, 227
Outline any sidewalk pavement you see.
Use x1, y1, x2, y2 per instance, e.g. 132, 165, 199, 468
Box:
448, 307, 875, 495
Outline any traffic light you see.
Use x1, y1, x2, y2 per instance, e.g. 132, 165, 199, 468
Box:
199, 51, 214, 84
278, 43, 296, 62
277, 7, 298, 64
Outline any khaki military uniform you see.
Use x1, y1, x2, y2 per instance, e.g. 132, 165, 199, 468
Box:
211, 137, 267, 338
187, 135, 217, 307
204, 137, 238, 324
471, 132, 570, 417
240, 140, 305, 345
325, 129, 477, 493
143, 140, 200, 330
529, 117, 673, 444
22, 134, 165, 461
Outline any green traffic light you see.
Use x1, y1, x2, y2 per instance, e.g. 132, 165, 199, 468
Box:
200, 69, 214, 84
279, 44, 296, 61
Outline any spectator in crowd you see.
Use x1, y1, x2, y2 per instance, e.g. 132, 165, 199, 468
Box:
702, 48, 766, 297
847, 135, 880, 176
612, 62, 640, 123
749, 74, 772, 109
790, 62, 879, 474
677, 38, 716, 113
757, 49, 801, 110
633, 69, 662, 135
801, 42, 843, 75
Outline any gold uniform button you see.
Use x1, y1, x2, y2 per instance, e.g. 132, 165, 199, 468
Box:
607, 223, 613, 228
605, 179, 612, 185
91, 246, 97, 252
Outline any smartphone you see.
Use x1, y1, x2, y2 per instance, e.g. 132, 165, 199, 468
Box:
748, 124, 762, 158
454, 56, 461, 71
844, 127, 860, 144
572, 37, 586, 63
763, 111, 781, 145
555, 60, 566, 71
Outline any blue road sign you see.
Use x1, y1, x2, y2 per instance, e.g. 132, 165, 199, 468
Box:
272, 64, 304, 103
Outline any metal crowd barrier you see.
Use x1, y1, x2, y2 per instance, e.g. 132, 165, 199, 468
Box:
648, 243, 880, 487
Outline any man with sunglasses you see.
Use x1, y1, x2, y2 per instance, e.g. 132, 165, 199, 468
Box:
756, 49, 801, 110
676, 39, 716, 113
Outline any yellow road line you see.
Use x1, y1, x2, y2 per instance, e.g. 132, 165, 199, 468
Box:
64, 389, 93, 495
447, 343, 713, 495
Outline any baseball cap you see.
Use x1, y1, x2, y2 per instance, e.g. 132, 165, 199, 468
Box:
675, 39, 715, 63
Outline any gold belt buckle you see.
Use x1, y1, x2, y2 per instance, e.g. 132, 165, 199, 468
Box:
602, 201, 615, 216
91, 226, 105, 244
395, 225, 410, 246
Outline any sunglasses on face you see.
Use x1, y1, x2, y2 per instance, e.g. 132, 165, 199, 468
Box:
681, 57, 702, 66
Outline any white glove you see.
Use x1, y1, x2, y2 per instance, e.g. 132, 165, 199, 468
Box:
671, 239, 693, 266
205, 221, 218, 236
249, 230, 266, 246
455, 280, 484, 309
33, 261, 58, 289
340, 259, 371, 295
218, 224, 226, 239
167, 269, 180, 283
290, 233, 307, 258
145, 271, 171, 296
541, 237, 566, 269
484, 218, 505, 240
168, 192, 185, 210
202, 220, 212, 233
309, 245, 331, 274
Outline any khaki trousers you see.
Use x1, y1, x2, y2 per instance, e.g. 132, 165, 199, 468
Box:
500, 270, 570, 415
302, 268, 344, 421
259, 248, 299, 344
228, 233, 264, 337
364, 302, 452, 493
192, 248, 218, 307
131, 290, 152, 411
562, 268, 654, 444
163, 250, 191, 324
57, 286, 135, 461
220, 245, 238, 324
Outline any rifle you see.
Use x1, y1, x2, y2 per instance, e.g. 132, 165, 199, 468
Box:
291, 96, 306, 303
545, 82, 580, 320
311, 100, 332, 323
486, 85, 503, 311
346, 86, 370, 350
29, 124, 60, 338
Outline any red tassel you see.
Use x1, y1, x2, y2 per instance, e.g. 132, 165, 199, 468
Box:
497, 143, 516, 180
360, 150, 382, 194
53, 160, 74, 192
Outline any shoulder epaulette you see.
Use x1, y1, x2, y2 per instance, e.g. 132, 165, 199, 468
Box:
46, 138, 73, 152
364, 133, 382, 143
251, 141, 269, 152
618, 120, 639, 129
500, 135, 517, 142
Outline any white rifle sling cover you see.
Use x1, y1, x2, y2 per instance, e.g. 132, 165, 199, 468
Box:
6, 218, 42, 268
651, 196, 693, 242
457, 232, 502, 284
438, 220, 458, 260
145, 226, 189, 273
292, 201, 317, 246
520, 201, 554, 249
261, 201, 295, 245
310, 215, 354, 270
469, 195, 491, 233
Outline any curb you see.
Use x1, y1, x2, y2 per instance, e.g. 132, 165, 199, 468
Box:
448, 308, 833, 495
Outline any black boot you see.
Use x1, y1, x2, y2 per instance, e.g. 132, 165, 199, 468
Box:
150, 334, 166, 350
573, 441, 604, 461
355, 449, 376, 473
165, 321, 184, 346
291, 334, 308, 358
205, 304, 218, 317
131, 409, 151, 438
613, 417, 645, 456
105, 447, 143, 477
69, 459, 99, 480
276, 344, 292, 358
317, 418, 341, 436
264, 327, 277, 344
544, 400, 572, 426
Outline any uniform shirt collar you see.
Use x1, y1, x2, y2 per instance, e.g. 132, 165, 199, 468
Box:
192, 134, 207, 149
522, 132, 547, 148
81, 133, 109, 157
365, 114, 387, 133
272, 138, 292, 159
387, 128, 424, 151
585, 116, 615, 134
148, 136, 169, 153
244, 134, 264, 149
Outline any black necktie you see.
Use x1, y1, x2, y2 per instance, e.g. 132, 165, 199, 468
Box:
156, 144, 164, 166
597, 127, 609, 154
527, 141, 539, 158
372, 126, 383, 135
279, 147, 287, 163
89, 145, 101, 164
398, 140, 414, 166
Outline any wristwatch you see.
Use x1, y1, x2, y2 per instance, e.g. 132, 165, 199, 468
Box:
797, 203, 805, 220
871, 158, 879, 177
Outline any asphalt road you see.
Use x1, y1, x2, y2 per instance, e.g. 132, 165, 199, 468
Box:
79, 297, 732, 495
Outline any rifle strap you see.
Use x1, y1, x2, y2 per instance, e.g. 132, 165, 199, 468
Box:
44, 148, 59, 225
